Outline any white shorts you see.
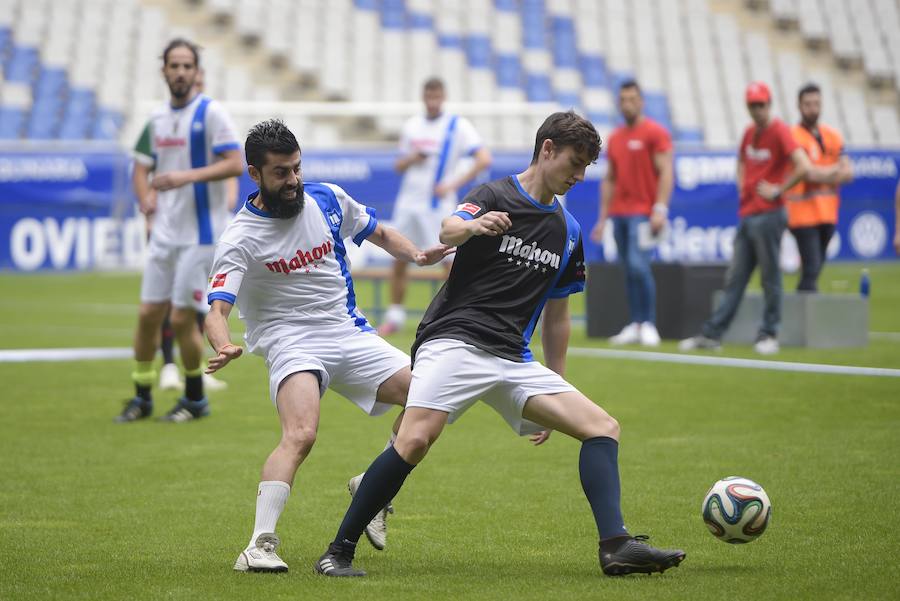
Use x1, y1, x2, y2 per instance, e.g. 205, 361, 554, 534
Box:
407, 338, 577, 436
250, 321, 410, 413
140, 240, 213, 313
391, 200, 454, 250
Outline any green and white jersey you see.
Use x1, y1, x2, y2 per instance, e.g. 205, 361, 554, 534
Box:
133, 93, 241, 246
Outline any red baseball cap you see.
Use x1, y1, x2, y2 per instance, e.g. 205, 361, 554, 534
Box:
745, 81, 771, 104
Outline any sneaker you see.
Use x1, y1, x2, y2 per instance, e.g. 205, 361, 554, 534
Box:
599, 535, 686, 576
114, 397, 152, 423
234, 533, 288, 573
678, 335, 722, 352
753, 335, 780, 355
202, 372, 228, 391
348, 473, 394, 551
314, 542, 366, 577
159, 397, 210, 422
609, 322, 640, 345
639, 322, 661, 347
158, 363, 182, 390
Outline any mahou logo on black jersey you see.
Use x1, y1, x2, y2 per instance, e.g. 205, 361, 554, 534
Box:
499, 235, 561, 269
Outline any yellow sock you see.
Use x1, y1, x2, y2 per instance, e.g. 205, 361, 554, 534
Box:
131, 361, 156, 386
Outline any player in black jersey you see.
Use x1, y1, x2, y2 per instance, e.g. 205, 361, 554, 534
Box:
315, 112, 685, 578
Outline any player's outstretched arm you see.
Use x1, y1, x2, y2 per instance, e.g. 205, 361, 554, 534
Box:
366, 222, 454, 266
439, 212, 511, 246
205, 300, 242, 373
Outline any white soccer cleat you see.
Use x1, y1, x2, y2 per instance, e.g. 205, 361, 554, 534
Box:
639, 322, 661, 347
158, 363, 182, 390
753, 336, 780, 355
234, 533, 289, 573
348, 473, 393, 551
609, 322, 640, 345
203, 372, 229, 391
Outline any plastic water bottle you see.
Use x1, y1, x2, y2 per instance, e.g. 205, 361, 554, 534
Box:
859, 268, 870, 298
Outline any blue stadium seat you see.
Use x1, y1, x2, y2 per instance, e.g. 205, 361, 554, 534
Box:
0, 107, 26, 139
556, 91, 581, 109
526, 74, 553, 102
580, 55, 610, 88
495, 54, 523, 88
92, 109, 123, 140
5, 46, 39, 83
66, 89, 96, 118
36, 68, 68, 99
551, 17, 578, 68
380, 0, 405, 28
58, 115, 92, 140
643, 92, 673, 131
675, 128, 705, 144
354, 0, 376, 10
466, 36, 492, 68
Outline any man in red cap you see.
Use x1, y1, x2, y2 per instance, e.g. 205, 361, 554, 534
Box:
680, 82, 811, 355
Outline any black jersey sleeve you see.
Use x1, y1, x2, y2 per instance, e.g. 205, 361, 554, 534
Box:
451, 184, 494, 221
549, 234, 586, 299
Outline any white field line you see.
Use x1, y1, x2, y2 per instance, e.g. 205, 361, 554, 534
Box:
566, 347, 900, 378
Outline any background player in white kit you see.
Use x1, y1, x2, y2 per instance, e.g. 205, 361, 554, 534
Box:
204, 120, 450, 573
378, 77, 493, 335
116, 39, 243, 423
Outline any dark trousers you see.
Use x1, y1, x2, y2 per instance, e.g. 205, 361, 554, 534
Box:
702, 209, 787, 340
790, 224, 835, 292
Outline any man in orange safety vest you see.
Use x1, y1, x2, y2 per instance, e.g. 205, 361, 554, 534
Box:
785, 83, 853, 292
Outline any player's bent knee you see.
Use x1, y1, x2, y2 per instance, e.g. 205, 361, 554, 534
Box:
394, 432, 433, 464
282, 427, 317, 457
581, 413, 619, 441
170, 308, 195, 332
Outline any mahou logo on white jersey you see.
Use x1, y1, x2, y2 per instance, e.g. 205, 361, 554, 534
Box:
499, 235, 561, 269
266, 240, 334, 274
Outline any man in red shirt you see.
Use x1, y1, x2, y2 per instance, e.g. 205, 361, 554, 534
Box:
591, 80, 673, 346
680, 82, 810, 355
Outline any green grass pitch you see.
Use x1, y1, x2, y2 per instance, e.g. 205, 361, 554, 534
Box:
1, 263, 898, 600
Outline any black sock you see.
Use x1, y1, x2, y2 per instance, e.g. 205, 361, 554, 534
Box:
135, 383, 152, 404
333, 446, 415, 546
160, 318, 175, 365
580, 436, 629, 540
185, 374, 204, 401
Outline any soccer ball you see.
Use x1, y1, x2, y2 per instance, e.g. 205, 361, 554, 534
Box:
701, 476, 771, 544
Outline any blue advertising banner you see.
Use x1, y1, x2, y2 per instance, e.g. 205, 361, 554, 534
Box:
0, 148, 139, 271
2, 147, 898, 271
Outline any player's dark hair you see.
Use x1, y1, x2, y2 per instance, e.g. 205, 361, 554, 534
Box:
798, 82, 821, 101
161, 38, 200, 67
423, 77, 445, 92
530, 111, 602, 164
619, 79, 642, 95
245, 119, 301, 169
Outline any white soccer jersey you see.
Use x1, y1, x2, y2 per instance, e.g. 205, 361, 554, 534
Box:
395, 112, 483, 211
133, 93, 241, 247
207, 182, 378, 348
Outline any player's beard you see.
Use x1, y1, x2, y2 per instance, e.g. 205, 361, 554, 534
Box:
259, 181, 305, 219
166, 76, 196, 102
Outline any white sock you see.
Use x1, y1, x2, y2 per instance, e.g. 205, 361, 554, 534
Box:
385, 305, 406, 326
248, 480, 291, 549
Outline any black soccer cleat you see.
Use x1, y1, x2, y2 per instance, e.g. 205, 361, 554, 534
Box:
115, 397, 152, 423
599, 535, 686, 576
314, 542, 366, 577
159, 397, 210, 422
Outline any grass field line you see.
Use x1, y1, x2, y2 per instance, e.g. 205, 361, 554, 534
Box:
3, 345, 899, 379
871, 331, 900, 341
567, 346, 900, 378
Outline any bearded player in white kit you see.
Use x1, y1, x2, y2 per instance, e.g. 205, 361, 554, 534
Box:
116, 39, 243, 423
204, 120, 450, 573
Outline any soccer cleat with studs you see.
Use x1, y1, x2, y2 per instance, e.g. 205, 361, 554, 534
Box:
348, 473, 393, 551
114, 397, 152, 423
599, 535, 686, 576
234, 533, 288, 573
314, 542, 366, 577
159, 397, 210, 422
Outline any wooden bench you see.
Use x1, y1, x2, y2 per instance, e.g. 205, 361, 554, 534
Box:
352, 267, 446, 321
